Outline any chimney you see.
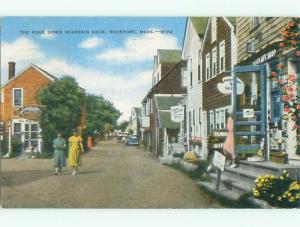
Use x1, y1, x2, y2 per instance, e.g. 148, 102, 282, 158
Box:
8, 62, 16, 80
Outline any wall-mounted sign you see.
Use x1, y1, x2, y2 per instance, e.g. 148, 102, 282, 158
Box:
171, 106, 184, 122
217, 77, 244, 95
253, 49, 277, 65
213, 151, 226, 172
243, 108, 255, 118
18, 105, 42, 121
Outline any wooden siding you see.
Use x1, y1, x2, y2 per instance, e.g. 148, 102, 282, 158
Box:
237, 17, 290, 64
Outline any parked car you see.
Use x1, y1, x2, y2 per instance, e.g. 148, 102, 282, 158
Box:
117, 132, 128, 143
126, 136, 139, 146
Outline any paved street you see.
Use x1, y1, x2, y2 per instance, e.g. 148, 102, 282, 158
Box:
1, 139, 222, 208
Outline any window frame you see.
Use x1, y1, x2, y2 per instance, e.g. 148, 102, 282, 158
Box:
205, 53, 211, 81
12, 88, 23, 107
219, 40, 226, 74
212, 47, 217, 78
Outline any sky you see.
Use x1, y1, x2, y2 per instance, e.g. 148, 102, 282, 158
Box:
1, 17, 186, 122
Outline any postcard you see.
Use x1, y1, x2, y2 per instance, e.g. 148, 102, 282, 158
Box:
0, 16, 300, 209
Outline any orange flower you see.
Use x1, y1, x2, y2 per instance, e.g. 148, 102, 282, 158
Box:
291, 40, 297, 45
288, 21, 295, 28
284, 107, 290, 113
288, 74, 296, 82
271, 71, 277, 77
279, 42, 286, 47
282, 95, 288, 102
277, 64, 283, 69
287, 86, 294, 92
293, 124, 299, 130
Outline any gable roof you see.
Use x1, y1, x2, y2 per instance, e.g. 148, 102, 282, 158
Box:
227, 17, 237, 27
132, 107, 140, 116
157, 49, 182, 63
190, 17, 209, 36
1, 63, 57, 88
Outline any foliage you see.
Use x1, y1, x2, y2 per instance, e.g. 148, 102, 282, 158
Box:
85, 94, 121, 136
269, 17, 300, 145
37, 76, 84, 153
1, 136, 23, 156
118, 120, 129, 132
252, 170, 300, 208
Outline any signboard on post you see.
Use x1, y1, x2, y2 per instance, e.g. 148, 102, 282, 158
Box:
243, 108, 255, 118
171, 106, 184, 122
212, 151, 226, 191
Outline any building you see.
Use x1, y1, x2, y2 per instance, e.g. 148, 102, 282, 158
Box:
235, 17, 300, 165
0, 62, 86, 154
140, 49, 187, 155
181, 17, 208, 158
200, 17, 237, 159
126, 107, 141, 137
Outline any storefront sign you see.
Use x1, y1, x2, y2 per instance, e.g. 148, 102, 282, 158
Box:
217, 77, 244, 95
171, 106, 184, 122
243, 108, 255, 118
213, 151, 226, 172
18, 105, 42, 121
212, 131, 228, 137
253, 49, 277, 65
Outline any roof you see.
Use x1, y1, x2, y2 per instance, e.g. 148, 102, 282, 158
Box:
1, 63, 57, 88
155, 95, 184, 110
190, 17, 209, 36
133, 107, 140, 116
157, 49, 182, 63
227, 17, 237, 27
157, 111, 180, 129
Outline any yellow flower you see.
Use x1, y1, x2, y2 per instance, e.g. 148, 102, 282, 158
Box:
296, 193, 300, 199
289, 196, 296, 202
289, 181, 300, 190
277, 196, 282, 201
253, 190, 260, 197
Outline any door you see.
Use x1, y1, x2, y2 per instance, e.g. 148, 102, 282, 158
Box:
232, 65, 266, 157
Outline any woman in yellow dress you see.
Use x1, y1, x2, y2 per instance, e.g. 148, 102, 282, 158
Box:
68, 130, 84, 175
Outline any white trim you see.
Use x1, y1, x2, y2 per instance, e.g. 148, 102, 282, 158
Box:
1, 64, 56, 88
12, 88, 23, 107
211, 17, 217, 43
205, 53, 211, 81
212, 47, 217, 77
219, 40, 226, 74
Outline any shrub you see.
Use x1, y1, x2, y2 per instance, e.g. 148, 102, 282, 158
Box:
252, 170, 300, 208
1, 136, 23, 156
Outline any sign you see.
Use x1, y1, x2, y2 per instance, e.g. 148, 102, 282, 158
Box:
217, 76, 244, 95
243, 108, 255, 118
141, 117, 150, 127
212, 151, 226, 172
171, 106, 184, 122
253, 49, 277, 65
212, 131, 228, 137
18, 105, 42, 121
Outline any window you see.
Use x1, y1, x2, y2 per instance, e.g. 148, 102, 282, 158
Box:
211, 17, 217, 43
190, 59, 193, 87
253, 17, 260, 28
205, 53, 211, 81
215, 110, 220, 129
13, 123, 21, 134
209, 110, 215, 131
189, 111, 192, 136
220, 109, 225, 129
198, 52, 202, 82
219, 40, 225, 73
212, 47, 217, 77
182, 68, 188, 87
198, 108, 202, 124
13, 88, 23, 107
193, 110, 195, 125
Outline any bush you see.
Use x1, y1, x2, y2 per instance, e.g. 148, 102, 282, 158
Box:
1, 136, 23, 156
252, 170, 300, 208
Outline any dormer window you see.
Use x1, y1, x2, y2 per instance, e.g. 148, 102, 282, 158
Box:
211, 17, 217, 43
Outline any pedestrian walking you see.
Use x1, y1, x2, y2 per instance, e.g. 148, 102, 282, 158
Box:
53, 133, 66, 175
68, 130, 84, 175
223, 112, 237, 168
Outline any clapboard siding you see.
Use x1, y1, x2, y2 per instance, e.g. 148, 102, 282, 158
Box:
202, 17, 234, 110
237, 17, 290, 63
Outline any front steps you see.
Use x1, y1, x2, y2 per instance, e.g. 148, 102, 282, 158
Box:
197, 160, 300, 208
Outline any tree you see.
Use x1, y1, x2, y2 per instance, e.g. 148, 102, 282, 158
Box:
37, 76, 84, 152
85, 94, 121, 137
118, 120, 129, 132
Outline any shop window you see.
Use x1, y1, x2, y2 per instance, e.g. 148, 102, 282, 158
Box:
209, 110, 215, 131
13, 88, 23, 107
13, 123, 21, 134
220, 109, 225, 129
219, 40, 225, 73
215, 110, 220, 129
206, 53, 211, 81
271, 89, 282, 120
212, 47, 217, 77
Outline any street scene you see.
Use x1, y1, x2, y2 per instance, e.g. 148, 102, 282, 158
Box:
1, 139, 222, 208
1, 17, 300, 208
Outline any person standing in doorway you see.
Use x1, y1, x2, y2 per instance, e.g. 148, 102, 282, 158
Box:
53, 133, 66, 175
223, 112, 237, 168
68, 129, 84, 175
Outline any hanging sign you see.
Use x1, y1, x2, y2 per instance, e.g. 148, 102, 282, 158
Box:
18, 105, 42, 121
171, 106, 184, 122
217, 77, 244, 95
